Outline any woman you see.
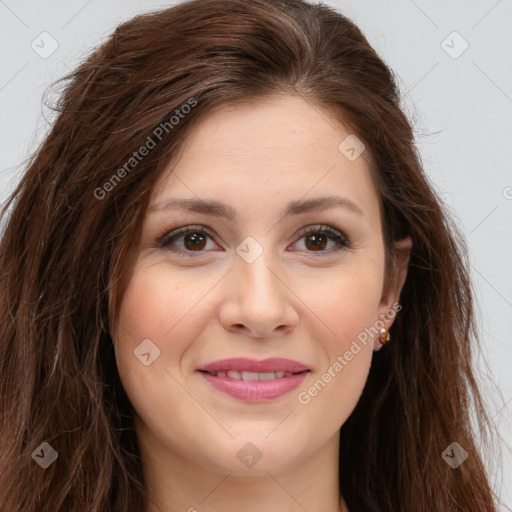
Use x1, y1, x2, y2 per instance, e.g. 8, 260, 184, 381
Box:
0, 0, 501, 510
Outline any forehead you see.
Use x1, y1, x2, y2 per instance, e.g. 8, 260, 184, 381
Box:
150, 95, 380, 225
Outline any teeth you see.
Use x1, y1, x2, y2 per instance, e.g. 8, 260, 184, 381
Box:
241, 371, 259, 381
210, 370, 296, 380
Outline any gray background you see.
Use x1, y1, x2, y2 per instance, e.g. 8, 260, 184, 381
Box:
0, 0, 510, 507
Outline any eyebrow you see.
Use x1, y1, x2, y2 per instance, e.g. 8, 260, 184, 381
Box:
147, 195, 364, 219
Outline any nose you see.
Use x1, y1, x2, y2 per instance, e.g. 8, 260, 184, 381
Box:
218, 250, 299, 338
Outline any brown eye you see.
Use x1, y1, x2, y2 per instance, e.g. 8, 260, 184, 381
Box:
183, 232, 207, 251
158, 226, 218, 257
292, 225, 350, 256
304, 233, 328, 251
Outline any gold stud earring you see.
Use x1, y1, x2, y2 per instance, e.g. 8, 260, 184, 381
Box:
378, 328, 390, 345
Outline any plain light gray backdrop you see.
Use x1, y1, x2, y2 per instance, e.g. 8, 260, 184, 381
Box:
0, 0, 511, 508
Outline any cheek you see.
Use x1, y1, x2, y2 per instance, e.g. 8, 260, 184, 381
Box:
112, 264, 213, 440
297, 259, 383, 423
116, 269, 176, 342
113, 259, 222, 389
323, 282, 381, 349
310, 253, 384, 348
115, 261, 209, 351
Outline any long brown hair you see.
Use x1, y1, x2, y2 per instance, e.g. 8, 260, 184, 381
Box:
0, 0, 501, 510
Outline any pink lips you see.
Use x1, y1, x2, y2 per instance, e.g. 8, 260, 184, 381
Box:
197, 357, 310, 402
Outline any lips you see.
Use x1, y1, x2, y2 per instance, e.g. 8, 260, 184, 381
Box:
196, 358, 310, 401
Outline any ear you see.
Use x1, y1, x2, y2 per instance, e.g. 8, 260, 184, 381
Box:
373, 236, 412, 350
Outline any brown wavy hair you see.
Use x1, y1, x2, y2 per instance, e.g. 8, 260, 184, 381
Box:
0, 0, 501, 510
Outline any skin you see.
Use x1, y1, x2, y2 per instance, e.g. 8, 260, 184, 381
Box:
113, 94, 412, 512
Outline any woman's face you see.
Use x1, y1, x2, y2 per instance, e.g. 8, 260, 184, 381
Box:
114, 94, 409, 476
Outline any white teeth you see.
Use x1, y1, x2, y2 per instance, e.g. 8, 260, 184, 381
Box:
241, 371, 259, 381
211, 370, 295, 380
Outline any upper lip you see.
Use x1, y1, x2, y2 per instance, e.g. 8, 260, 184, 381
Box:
197, 357, 310, 374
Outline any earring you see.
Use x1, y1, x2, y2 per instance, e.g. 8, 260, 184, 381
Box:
378, 328, 390, 345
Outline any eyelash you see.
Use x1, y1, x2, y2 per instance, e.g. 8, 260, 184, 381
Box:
156, 224, 351, 258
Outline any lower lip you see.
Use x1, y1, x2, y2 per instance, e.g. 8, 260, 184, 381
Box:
198, 371, 309, 401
